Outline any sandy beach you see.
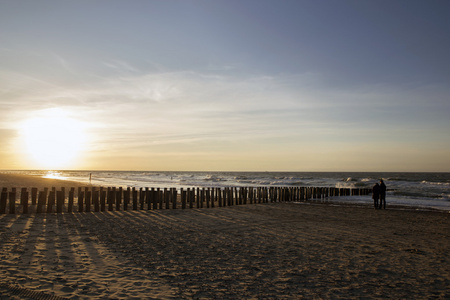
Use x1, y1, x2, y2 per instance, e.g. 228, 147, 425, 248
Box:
0, 174, 449, 299
0, 173, 94, 191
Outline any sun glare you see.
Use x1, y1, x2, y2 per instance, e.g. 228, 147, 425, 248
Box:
20, 109, 87, 169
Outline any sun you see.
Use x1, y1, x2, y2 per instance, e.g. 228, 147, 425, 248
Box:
20, 109, 87, 169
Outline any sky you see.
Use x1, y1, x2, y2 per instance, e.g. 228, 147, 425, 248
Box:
0, 0, 449, 172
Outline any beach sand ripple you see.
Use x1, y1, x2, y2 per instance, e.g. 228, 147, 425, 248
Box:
1, 203, 449, 299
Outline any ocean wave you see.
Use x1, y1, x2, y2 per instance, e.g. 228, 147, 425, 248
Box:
343, 177, 358, 182
420, 180, 450, 186
335, 182, 356, 188
204, 175, 223, 182
392, 191, 448, 199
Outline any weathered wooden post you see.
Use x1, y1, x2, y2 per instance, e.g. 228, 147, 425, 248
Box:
188, 188, 193, 209
68, 188, 74, 213
145, 188, 150, 210
61, 187, 66, 205
116, 187, 122, 211
56, 191, 63, 213
205, 188, 210, 208
107, 188, 113, 211
47, 190, 54, 213
181, 188, 186, 209
139, 188, 145, 210
8, 189, 16, 214
77, 191, 84, 213
151, 188, 157, 210
222, 188, 227, 207
85, 191, 91, 212
172, 188, 177, 209
200, 188, 205, 208
196, 188, 200, 208
37, 191, 45, 214
158, 189, 163, 209
100, 189, 106, 212
163, 188, 168, 210
223, 188, 227, 206
152, 188, 157, 210
218, 188, 222, 207
31, 187, 38, 205
93, 190, 100, 212
84, 187, 89, 204
123, 188, 129, 211
0, 189, 7, 214
132, 188, 138, 210
20, 188, 29, 214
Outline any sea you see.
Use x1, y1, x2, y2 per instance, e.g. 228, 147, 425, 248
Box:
3, 171, 450, 212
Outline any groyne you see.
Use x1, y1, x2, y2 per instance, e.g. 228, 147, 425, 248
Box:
0, 186, 371, 214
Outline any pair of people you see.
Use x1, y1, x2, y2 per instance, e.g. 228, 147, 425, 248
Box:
372, 179, 386, 209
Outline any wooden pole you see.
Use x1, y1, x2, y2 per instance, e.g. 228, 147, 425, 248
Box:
140, 188, 145, 210
85, 191, 92, 212
100, 189, 106, 212
145, 188, 150, 210
47, 190, 54, 213
152, 188, 157, 210
172, 188, 177, 209
201, 188, 205, 208
218, 188, 222, 207
56, 191, 63, 213
78, 191, 84, 213
8, 190, 16, 214
123, 188, 129, 211
31, 187, 38, 205
188, 188, 193, 209
107, 188, 113, 211
181, 188, 186, 209
164, 188, 169, 210
133, 188, 138, 210
205, 188, 210, 208
151, 188, 156, 210
0, 190, 7, 214
93, 190, 100, 212
22, 188, 29, 214
37, 191, 45, 214
116, 187, 122, 211
66, 188, 73, 213
196, 188, 200, 208
61, 187, 66, 205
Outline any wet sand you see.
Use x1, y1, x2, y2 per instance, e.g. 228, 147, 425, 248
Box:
0, 173, 94, 191
0, 174, 449, 299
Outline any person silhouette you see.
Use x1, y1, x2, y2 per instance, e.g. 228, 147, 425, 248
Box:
372, 182, 380, 209
379, 179, 386, 209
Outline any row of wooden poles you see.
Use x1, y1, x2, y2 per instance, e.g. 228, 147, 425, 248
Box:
0, 186, 372, 214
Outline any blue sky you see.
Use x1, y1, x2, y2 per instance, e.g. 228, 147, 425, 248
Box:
0, 0, 449, 171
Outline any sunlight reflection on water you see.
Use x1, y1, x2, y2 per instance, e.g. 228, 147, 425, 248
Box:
42, 171, 68, 180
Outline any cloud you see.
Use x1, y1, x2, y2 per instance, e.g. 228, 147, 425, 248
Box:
2, 63, 449, 171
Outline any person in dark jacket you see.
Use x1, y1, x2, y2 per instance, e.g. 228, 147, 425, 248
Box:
379, 179, 386, 209
372, 182, 380, 209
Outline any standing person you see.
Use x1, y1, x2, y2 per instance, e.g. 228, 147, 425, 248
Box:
372, 182, 380, 209
379, 179, 386, 209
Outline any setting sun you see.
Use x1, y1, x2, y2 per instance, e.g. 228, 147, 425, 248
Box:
19, 109, 87, 169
